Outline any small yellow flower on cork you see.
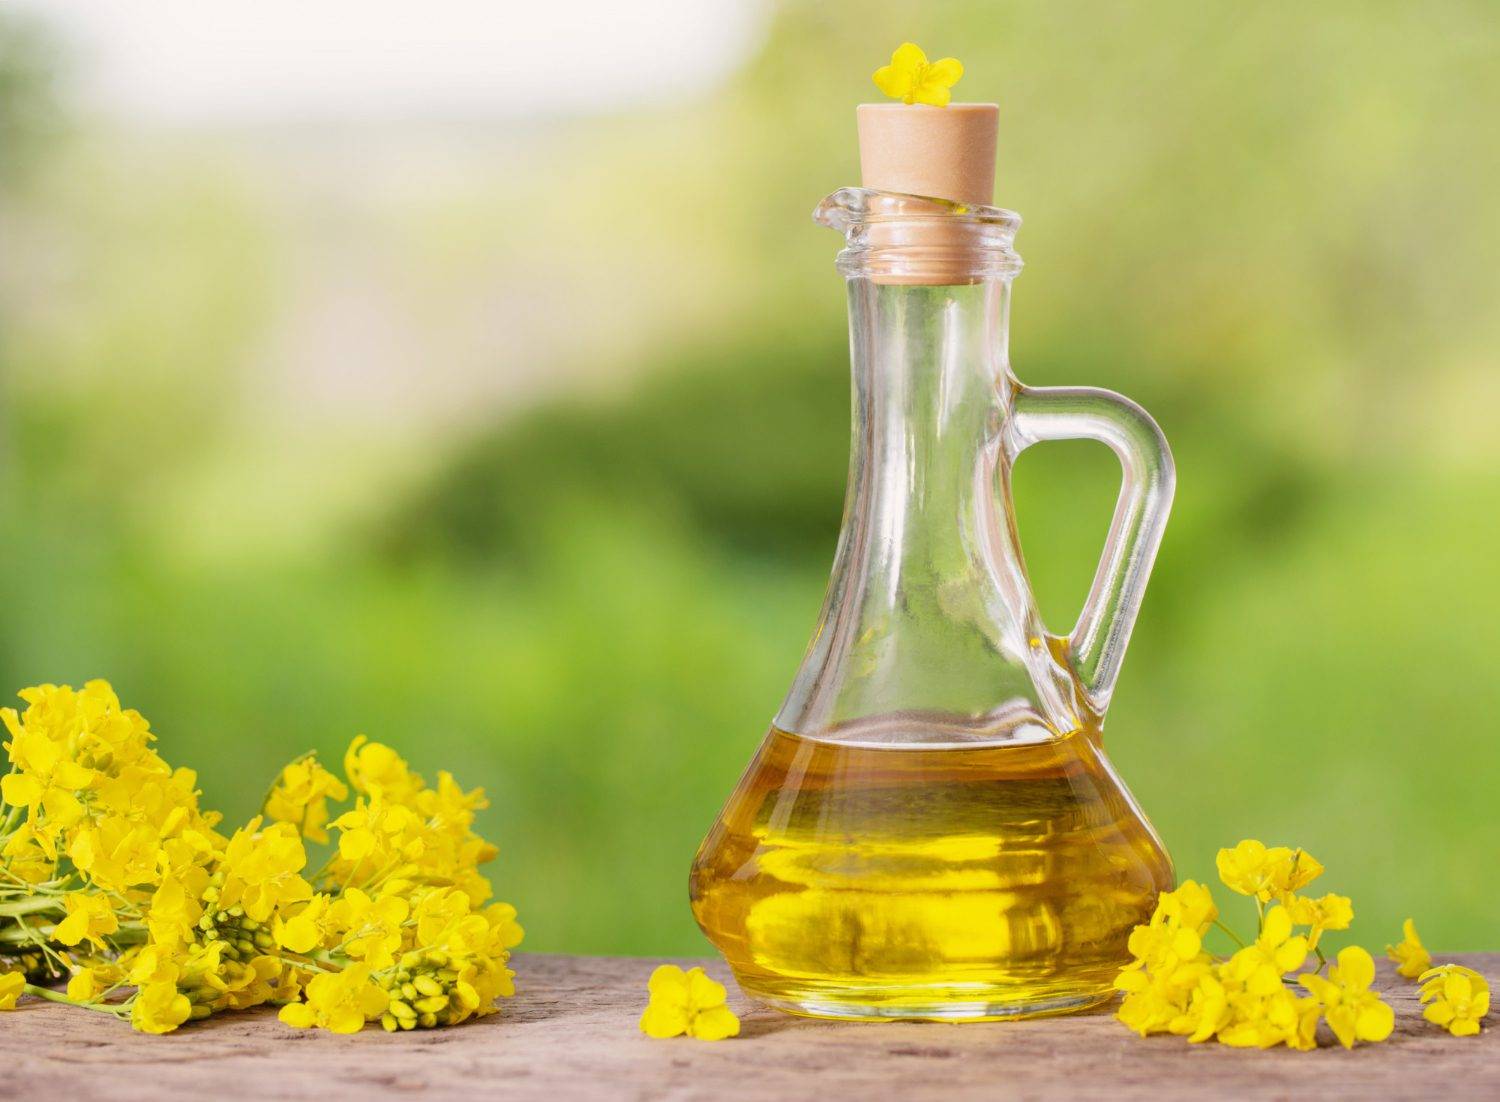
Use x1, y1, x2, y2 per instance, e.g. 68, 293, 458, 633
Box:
872, 42, 963, 107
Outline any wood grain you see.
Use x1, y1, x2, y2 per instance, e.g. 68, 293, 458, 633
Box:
2, 953, 1494, 1100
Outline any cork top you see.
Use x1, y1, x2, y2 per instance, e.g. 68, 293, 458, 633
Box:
857, 103, 998, 208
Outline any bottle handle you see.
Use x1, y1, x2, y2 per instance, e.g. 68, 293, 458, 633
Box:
1007, 385, 1175, 715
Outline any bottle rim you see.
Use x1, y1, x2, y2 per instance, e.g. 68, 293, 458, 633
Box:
813, 187, 1023, 283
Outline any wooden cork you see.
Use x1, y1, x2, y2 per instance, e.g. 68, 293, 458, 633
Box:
857, 103, 998, 207
855, 103, 1000, 284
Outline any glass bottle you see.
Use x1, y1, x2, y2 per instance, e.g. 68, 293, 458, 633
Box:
690, 188, 1176, 1021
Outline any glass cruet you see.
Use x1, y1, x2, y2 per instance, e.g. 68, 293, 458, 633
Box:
690, 186, 1176, 1021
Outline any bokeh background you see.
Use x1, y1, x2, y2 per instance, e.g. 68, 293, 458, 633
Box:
2, 1, 1497, 956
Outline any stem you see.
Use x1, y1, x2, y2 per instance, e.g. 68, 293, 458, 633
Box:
23, 983, 130, 1018
1213, 919, 1247, 950
0, 897, 65, 918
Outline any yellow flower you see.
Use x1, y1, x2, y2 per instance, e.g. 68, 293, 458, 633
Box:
274, 893, 336, 955
1269, 847, 1324, 899
1216, 839, 1288, 899
1284, 892, 1352, 951
67, 816, 162, 892
264, 756, 349, 844
639, 965, 740, 1041
1419, 965, 1489, 1037
1388, 918, 1431, 979
217, 817, 312, 923
1167, 967, 1234, 1043
2, 821, 58, 882
278, 964, 389, 1034
52, 891, 120, 951
1113, 884, 1218, 1037
1216, 840, 1322, 902
1299, 946, 1394, 1048
1226, 905, 1309, 996
146, 868, 209, 949
871, 42, 963, 108
331, 795, 419, 868
0, 971, 25, 1011
1156, 880, 1218, 936
1, 727, 93, 824
131, 980, 193, 1034
1116, 958, 1211, 1038
485, 901, 524, 950
1218, 986, 1321, 1051
343, 735, 422, 802
327, 888, 408, 970
128, 944, 182, 987
66, 961, 125, 1003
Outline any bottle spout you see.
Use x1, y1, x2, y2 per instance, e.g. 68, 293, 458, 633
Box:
812, 187, 1022, 284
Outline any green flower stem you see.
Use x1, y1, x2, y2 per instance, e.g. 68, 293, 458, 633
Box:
23, 983, 130, 1018
0, 897, 64, 918
267, 951, 338, 973
1213, 919, 1247, 950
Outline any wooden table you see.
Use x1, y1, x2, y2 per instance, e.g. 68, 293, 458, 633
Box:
3, 953, 1494, 1099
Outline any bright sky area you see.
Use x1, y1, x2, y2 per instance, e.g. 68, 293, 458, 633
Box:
14, 0, 767, 122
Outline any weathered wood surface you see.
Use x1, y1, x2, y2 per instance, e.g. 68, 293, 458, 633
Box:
1, 952, 1495, 1100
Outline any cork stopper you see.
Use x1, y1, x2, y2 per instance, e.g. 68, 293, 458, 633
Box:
851, 103, 1000, 285
857, 103, 998, 207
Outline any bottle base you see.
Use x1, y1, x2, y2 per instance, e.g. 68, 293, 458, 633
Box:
738, 977, 1116, 1023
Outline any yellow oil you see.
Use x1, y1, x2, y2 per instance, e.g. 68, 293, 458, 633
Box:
690, 725, 1172, 1021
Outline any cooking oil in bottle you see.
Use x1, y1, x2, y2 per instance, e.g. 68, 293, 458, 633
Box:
690, 725, 1173, 1021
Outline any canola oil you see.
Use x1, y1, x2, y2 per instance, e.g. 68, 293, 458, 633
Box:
690, 725, 1172, 1020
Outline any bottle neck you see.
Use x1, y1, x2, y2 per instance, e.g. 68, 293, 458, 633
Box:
849, 278, 1013, 485
775, 277, 1081, 744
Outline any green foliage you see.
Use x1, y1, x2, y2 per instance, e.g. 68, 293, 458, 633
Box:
380, 333, 849, 566
1, 1, 1498, 958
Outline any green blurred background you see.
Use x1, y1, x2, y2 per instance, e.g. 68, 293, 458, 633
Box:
1, 2, 1497, 955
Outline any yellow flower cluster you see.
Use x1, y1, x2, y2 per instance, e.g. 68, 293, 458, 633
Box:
1116, 840, 1488, 1048
0, 681, 520, 1035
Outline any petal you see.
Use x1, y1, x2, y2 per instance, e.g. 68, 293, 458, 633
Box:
890, 42, 928, 72
871, 65, 914, 100
1336, 946, 1375, 990
328, 1008, 366, 1034
1444, 974, 1469, 1003
1403, 918, 1422, 945
639, 1002, 689, 1039
1, 773, 41, 808
689, 1006, 740, 1041
647, 965, 688, 999
1356, 1000, 1394, 1042
1300, 974, 1335, 1002
924, 57, 963, 87
52, 912, 86, 946
1247, 965, 1281, 997
1326, 1007, 1356, 1049
685, 968, 727, 1010
1275, 937, 1309, 974
1450, 1017, 1480, 1037
911, 84, 953, 108
1262, 905, 1293, 944
279, 1002, 315, 1029
1424, 1002, 1456, 1026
